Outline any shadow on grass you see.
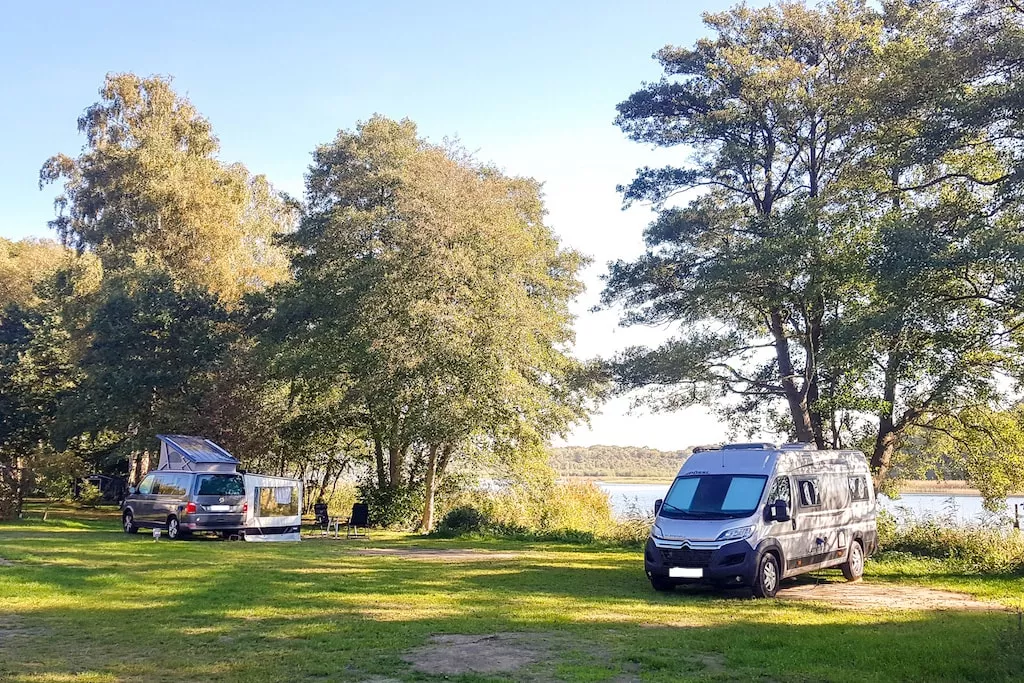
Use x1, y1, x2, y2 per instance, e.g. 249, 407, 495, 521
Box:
2, 517, 1023, 682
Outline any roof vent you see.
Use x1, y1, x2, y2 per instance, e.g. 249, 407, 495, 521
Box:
780, 442, 817, 451
721, 442, 776, 450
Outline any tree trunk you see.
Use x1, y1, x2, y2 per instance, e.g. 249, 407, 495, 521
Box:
769, 310, 814, 443
374, 438, 386, 489
418, 444, 453, 533
870, 353, 902, 488
418, 444, 440, 533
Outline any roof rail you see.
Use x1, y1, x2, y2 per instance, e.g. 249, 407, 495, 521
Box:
691, 444, 721, 453
780, 442, 817, 451
721, 442, 776, 450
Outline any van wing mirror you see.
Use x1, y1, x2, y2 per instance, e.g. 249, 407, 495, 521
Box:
654, 498, 663, 516
769, 500, 790, 522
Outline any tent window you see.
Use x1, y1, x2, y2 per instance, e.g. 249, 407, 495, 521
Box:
256, 487, 297, 517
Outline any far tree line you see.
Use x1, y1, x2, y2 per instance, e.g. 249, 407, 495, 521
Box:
4, 0, 1024, 524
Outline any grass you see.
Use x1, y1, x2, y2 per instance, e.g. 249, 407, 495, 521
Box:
0, 505, 1022, 682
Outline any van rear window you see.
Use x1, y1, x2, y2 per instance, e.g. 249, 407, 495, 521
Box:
197, 474, 244, 496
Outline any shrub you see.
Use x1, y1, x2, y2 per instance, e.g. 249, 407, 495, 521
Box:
437, 505, 491, 535
358, 479, 423, 529
880, 514, 1024, 574
431, 479, 653, 547
77, 483, 104, 508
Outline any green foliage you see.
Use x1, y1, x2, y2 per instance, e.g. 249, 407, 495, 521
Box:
436, 504, 489, 535
54, 267, 233, 462
879, 516, 1024, 575
358, 476, 424, 529
274, 115, 597, 529
40, 73, 293, 304
76, 483, 103, 508
0, 237, 73, 310
433, 480, 652, 546
549, 445, 688, 479
604, 0, 1024, 493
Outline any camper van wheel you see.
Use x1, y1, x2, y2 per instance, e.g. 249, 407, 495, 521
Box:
752, 552, 780, 598
649, 576, 675, 592
122, 512, 138, 534
841, 540, 864, 582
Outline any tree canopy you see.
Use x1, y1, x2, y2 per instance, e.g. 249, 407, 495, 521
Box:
603, 0, 1024, 497
273, 116, 597, 529
40, 73, 294, 304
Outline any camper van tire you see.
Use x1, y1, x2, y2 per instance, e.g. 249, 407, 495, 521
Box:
122, 512, 138, 534
649, 575, 675, 592
752, 552, 781, 599
841, 540, 865, 582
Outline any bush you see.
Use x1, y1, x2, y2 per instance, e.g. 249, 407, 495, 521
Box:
77, 483, 104, 508
437, 505, 490, 534
431, 480, 653, 547
358, 479, 423, 529
880, 513, 1024, 574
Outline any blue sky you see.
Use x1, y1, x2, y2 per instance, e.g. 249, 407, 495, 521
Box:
0, 1, 754, 450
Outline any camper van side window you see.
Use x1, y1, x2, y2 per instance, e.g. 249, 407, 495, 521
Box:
797, 479, 821, 507
849, 476, 869, 501
767, 476, 791, 505
138, 475, 155, 495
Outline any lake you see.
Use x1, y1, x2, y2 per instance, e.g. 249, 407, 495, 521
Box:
596, 481, 1024, 526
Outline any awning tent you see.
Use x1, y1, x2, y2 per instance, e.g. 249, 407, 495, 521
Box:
156, 434, 240, 473
243, 473, 303, 542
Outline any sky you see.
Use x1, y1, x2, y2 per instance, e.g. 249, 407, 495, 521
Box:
0, 0, 760, 451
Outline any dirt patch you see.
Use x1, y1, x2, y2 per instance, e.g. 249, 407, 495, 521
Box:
348, 548, 521, 562
402, 632, 544, 675
0, 557, 13, 566
779, 580, 1002, 611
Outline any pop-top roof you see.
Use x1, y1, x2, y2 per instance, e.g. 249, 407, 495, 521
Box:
156, 434, 239, 471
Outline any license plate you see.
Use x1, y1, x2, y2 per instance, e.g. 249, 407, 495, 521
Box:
208, 505, 230, 512
669, 567, 703, 579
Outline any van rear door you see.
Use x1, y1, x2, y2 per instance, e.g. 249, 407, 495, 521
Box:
194, 474, 246, 525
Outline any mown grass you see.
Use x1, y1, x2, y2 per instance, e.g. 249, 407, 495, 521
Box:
1, 506, 1022, 682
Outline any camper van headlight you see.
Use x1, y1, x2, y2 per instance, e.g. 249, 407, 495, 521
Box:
716, 525, 754, 541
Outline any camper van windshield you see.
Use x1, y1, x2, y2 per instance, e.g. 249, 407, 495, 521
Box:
661, 475, 768, 519
196, 474, 244, 496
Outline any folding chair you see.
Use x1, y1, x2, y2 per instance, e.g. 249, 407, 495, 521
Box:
313, 502, 331, 537
346, 502, 369, 539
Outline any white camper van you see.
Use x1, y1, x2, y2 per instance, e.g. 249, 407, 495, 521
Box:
644, 442, 877, 598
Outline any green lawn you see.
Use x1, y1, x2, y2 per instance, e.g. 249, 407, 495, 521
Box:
1, 507, 1022, 682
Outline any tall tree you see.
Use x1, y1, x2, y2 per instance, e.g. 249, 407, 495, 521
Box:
604, 0, 882, 446
273, 116, 595, 529
40, 73, 294, 304
604, 0, 1024, 494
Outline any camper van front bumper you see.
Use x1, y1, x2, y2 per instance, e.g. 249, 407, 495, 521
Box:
644, 537, 756, 586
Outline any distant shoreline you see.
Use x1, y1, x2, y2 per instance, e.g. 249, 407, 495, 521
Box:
567, 476, 1021, 497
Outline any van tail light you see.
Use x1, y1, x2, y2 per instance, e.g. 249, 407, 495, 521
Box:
185, 502, 197, 514
242, 502, 248, 514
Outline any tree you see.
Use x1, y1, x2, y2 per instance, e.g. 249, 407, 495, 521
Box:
40, 73, 294, 304
0, 260, 95, 519
54, 267, 233, 483
604, 0, 882, 446
603, 0, 1024, 493
273, 116, 596, 530
0, 238, 72, 310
